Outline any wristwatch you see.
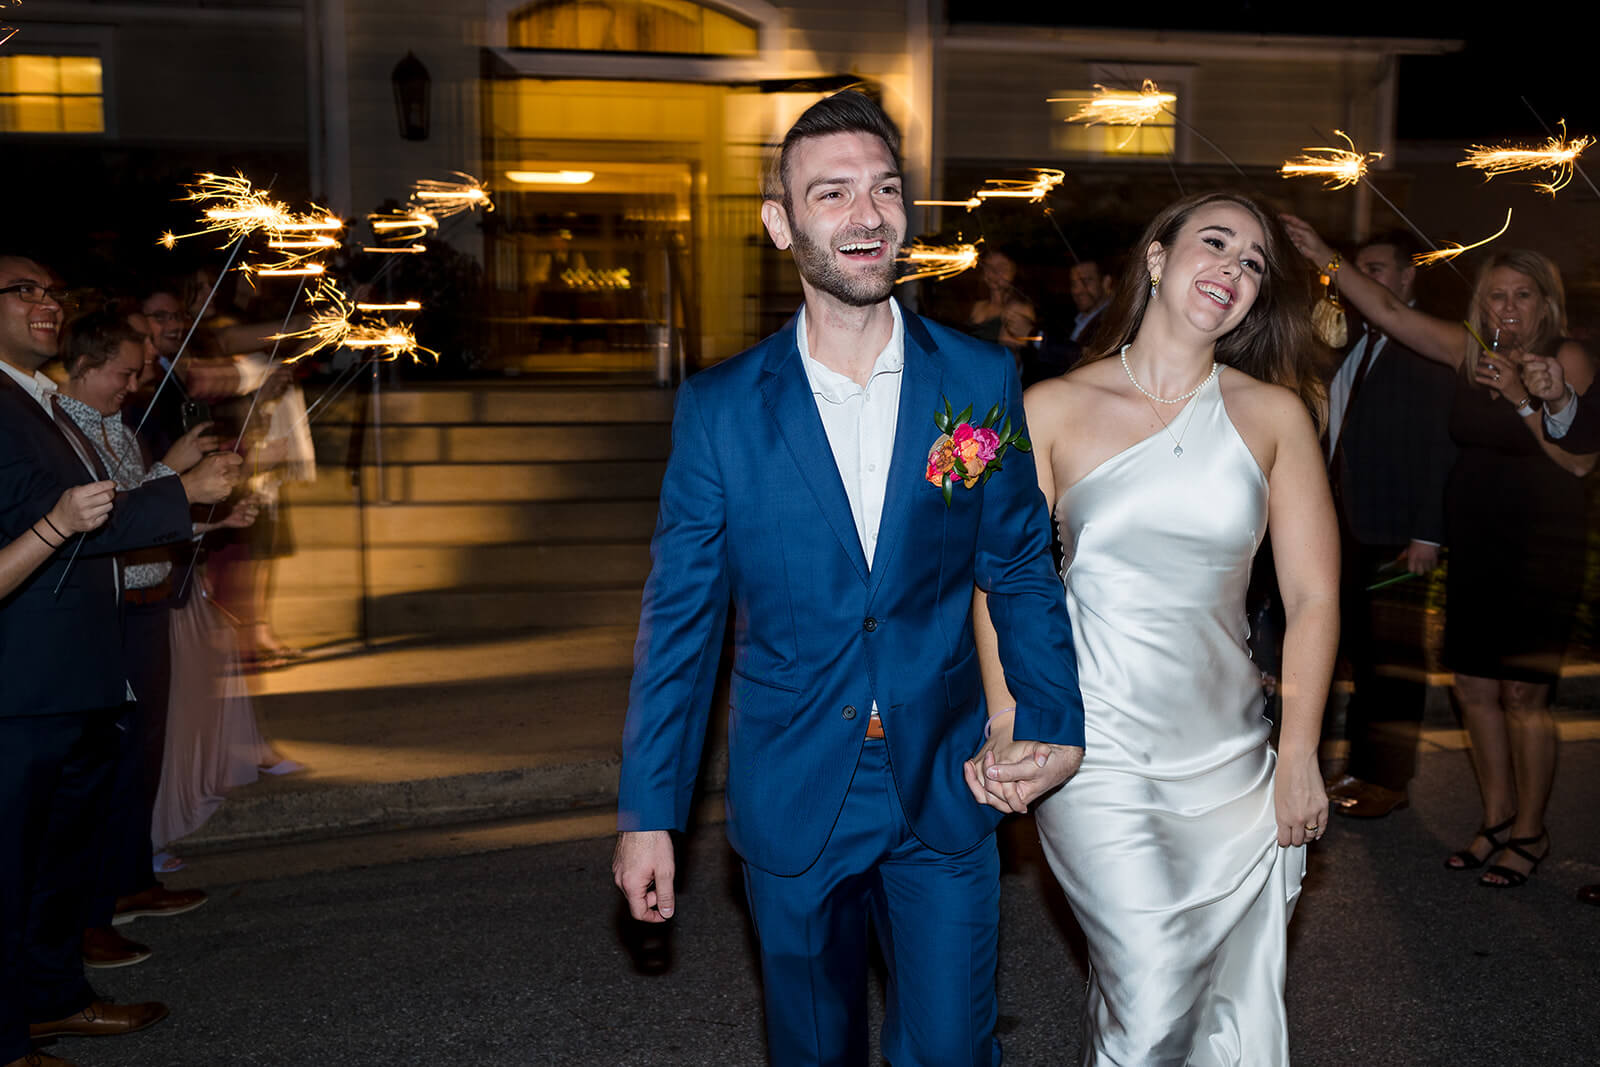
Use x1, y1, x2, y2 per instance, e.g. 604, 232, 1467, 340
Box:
1514, 395, 1540, 417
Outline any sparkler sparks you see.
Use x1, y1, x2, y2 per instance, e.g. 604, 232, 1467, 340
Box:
355, 301, 422, 311
273, 279, 436, 364
975, 168, 1064, 204
1279, 131, 1382, 190
895, 239, 981, 285
1051, 80, 1176, 133
1458, 123, 1594, 195
913, 197, 982, 211
368, 209, 439, 240
409, 173, 494, 219
362, 244, 426, 254
1412, 209, 1514, 267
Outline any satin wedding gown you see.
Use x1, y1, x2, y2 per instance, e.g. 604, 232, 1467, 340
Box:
1035, 369, 1305, 1066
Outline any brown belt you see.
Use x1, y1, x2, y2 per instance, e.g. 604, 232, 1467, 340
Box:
123, 577, 173, 606
865, 715, 885, 740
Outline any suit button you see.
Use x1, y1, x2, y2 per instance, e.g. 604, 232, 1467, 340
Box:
863, 617, 878, 632
841, 705, 858, 720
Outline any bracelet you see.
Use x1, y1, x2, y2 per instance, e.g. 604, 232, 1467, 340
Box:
41, 514, 68, 541
984, 706, 1017, 740
30, 524, 60, 549
1514, 395, 1537, 417
1323, 251, 1341, 276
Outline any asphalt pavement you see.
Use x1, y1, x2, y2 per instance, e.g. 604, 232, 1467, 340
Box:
60, 722, 1600, 1067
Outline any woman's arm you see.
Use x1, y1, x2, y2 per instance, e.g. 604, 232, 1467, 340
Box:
1280, 215, 1468, 369
1259, 386, 1339, 848
0, 482, 116, 598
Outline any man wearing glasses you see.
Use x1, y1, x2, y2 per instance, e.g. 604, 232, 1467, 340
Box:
0, 257, 242, 1067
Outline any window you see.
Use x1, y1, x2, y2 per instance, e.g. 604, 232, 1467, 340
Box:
509, 0, 758, 56
0, 53, 105, 134
1049, 65, 1188, 161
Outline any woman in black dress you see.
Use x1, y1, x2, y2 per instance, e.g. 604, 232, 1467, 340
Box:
1282, 218, 1595, 888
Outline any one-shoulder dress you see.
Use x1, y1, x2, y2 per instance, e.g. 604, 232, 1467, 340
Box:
1034, 368, 1305, 1066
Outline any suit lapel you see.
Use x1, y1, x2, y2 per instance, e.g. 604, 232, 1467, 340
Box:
866, 308, 942, 599
760, 315, 871, 585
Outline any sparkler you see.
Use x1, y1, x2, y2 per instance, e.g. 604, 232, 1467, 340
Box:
975, 168, 1064, 204
368, 209, 438, 240
1458, 122, 1594, 196
409, 173, 494, 220
912, 197, 982, 211
361, 244, 426, 254
273, 278, 437, 364
1050, 80, 1176, 149
1280, 130, 1382, 190
355, 301, 422, 312
1412, 209, 1514, 267
895, 239, 981, 285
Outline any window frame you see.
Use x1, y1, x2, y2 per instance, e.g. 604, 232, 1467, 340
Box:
0, 24, 116, 139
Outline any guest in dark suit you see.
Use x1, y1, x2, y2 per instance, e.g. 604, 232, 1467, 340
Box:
1526, 353, 1600, 451
0, 255, 241, 1066
1321, 232, 1457, 818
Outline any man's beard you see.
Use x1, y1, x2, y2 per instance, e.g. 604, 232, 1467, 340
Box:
789, 220, 897, 308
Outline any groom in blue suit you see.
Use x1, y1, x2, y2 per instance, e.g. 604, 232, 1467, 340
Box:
613, 91, 1085, 1066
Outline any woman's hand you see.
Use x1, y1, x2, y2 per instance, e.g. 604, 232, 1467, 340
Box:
48, 481, 116, 535
218, 495, 260, 530
963, 708, 1082, 814
1279, 215, 1336, 269
1474, 348, 1534, 406
162, 420, 221, 474
1274, 751, 1328, 848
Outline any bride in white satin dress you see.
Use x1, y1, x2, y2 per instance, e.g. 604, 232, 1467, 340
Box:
971, 193, 1338, 1065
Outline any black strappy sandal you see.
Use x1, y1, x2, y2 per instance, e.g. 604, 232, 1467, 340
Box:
1444, 814, 1517, 870
1479, 831, 1549, 889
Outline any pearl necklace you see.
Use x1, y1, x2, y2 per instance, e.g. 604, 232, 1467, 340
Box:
1119, 344, 1218, 404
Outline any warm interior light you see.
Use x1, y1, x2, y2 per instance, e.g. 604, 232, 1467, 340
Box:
505, 169, 596, 185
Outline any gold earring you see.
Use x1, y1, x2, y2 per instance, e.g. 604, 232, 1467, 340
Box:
1149, 274, 1160, 294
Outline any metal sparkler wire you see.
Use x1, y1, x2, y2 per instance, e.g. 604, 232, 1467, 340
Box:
1520, 97, 1600, 200
133, 233, 248, 438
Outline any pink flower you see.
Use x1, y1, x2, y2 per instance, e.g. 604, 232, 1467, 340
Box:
925, 434, 956, 486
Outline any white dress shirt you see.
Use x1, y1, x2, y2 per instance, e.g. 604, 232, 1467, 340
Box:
796, 301, 905, 570
1544, 388, 1579, 438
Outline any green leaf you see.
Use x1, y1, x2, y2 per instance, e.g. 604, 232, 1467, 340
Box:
943, 397, 954, 423
935, 409, 951, 434
942, 478, 953, 506
1000, 415, 1012, 441
1013, 437, 1032, 453
956, 403, 972, 427
952, 455, 968, 477
982, 403, 1000, 428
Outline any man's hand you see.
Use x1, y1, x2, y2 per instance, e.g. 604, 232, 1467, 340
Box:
162, 420, 221, 475
1400, 541, 1440, 575
613, 830, 676, 923
179, 451, 243, 505
49, 481, 116, 535
963, 709, 1084, 814
218, 495, 261, 530
1522, 353, 1570, 408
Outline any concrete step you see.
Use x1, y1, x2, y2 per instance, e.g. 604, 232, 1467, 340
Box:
273, 542, 653, 595
310, 385, 675, 426
282, 499, 660, 547
274, 586, 644, 641
311, 421, 674, 465
285, 461, 667, 504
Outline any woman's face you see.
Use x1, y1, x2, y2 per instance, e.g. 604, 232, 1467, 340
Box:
73, 340, 145, 415
1483, 266, 1544, 347
1146, 200, 1266, 337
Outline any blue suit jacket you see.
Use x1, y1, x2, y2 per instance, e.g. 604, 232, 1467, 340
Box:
618, 304, 1084, 876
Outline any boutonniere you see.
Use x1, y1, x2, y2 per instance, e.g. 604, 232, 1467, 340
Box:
925, 398, 1030, 506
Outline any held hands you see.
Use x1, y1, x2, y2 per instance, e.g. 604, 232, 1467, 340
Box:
162, 420, 222, 474
1522, 353, 1570, 408
179, 451, 243, 505
49, 481, 116, 535
613, 830, 677, 923
1473, 349, 1533, 406
963, 708, 1084, 814
1273, 751, 1328, 848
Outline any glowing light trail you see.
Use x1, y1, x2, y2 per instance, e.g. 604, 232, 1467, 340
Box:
1280, 131, 1382, 190
409, 173, 494, 219
1458, 122, 1594, 195
355, 301, 423, 312
895, 239, 981, 285
1412, 209, 1515, 267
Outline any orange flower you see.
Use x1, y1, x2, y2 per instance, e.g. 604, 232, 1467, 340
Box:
925, 434, 956, 486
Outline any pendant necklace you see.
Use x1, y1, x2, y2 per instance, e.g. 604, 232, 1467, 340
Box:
1120, 344, 1218, 457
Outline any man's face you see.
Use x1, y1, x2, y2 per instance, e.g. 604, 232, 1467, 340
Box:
1355, 244, 1414, 303
762, 131, 905, 309
140, 292, 188, 358
0, 257, 65, 371
125, 312, 162, 388
1068, 262, 1105, 313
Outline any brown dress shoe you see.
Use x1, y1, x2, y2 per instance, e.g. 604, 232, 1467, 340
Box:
28, 1000, 168, 1039
1323, 773, 1364, 799
1578, 883, 1600, 906
4, 1051, 81, 1066
112, 884, 206, 926
82, 926, 152, 969
1330, 781, 1409, 818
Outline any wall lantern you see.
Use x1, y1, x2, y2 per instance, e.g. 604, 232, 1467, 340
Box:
392, 52, 431, 142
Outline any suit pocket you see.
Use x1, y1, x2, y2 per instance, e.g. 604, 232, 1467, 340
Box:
942, 646, 981, 715
729, 671, 800, 726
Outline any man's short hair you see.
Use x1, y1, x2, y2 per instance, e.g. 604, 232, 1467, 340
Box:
765, 89, 902, 205
64, 308, 140, 378
1358, 230, 1421, 266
